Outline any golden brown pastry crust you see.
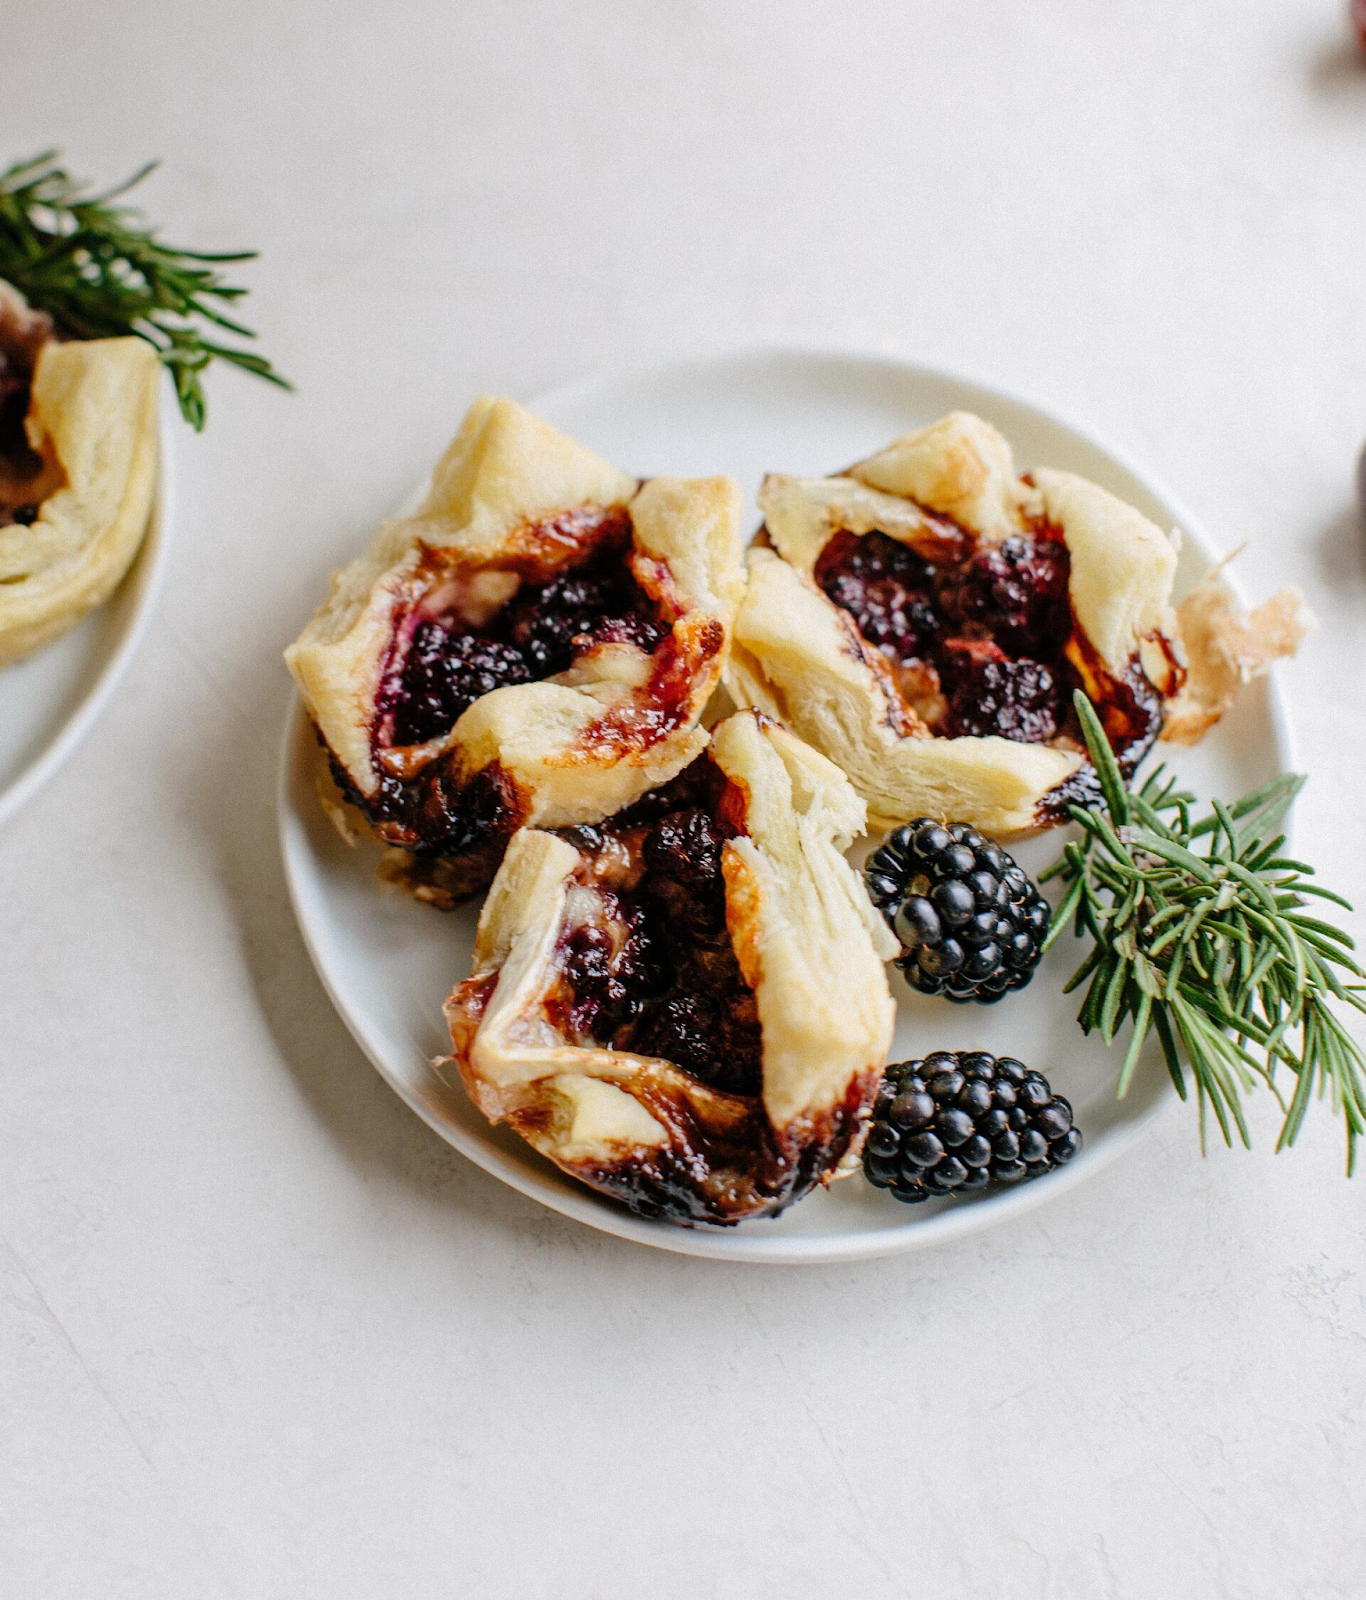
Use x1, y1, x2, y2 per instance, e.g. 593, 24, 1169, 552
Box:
726, 412, 1183, 834
285, 396, 745, 902
442, 710, 898, 1226
0, 283, 160, 667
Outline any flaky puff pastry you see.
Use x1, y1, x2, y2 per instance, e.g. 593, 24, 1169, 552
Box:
442, 710, 898, 1226
286, 396, 745, 903
726, 412, 1186, 834
0, 283, 160, 667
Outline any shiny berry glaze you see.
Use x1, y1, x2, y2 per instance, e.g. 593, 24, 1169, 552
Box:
555, 757, 763, 1098
505, 556, 668, 674
390, 631, 532, 746
558, 895, 657, 1031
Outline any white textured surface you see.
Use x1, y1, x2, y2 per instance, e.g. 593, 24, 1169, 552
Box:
2, 2, 1364, 1596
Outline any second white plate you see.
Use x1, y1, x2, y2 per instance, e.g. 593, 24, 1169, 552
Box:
0, 391, 174, 829
279, 346, 1293, 1263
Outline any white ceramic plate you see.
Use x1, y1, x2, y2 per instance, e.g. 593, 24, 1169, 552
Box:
278, 347, 1294, 1264
0, 393, 174, 828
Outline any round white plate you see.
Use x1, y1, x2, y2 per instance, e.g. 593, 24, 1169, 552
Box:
0, 393, 174, 828
278, 346, 1294, 1264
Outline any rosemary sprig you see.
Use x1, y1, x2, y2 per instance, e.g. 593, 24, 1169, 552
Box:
1042, 691, 1366, 1172
0, 150, 289, 429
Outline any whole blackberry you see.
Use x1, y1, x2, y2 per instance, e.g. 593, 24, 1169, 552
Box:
865, 818, 1051, 1003
863, 1051, 1081, 1202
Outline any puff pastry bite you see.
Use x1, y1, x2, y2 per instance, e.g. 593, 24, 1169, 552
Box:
443, 710, 898, 1226
0, 281, 160, 667
286, 396, 745, 904
724, 411, 1194, 834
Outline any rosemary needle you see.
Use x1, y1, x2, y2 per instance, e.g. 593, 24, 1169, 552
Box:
0, 150, 289, 430
1042, 691, 1366, 1172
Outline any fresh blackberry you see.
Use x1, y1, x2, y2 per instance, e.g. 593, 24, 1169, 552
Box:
865, 818, 1051, 1003
862, 1051, 1081, 1202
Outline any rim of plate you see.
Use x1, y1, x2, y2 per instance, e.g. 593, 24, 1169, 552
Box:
0, 386, 176, 830
277, 344, 1296, 1264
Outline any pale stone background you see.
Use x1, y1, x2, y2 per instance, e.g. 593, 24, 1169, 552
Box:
3, 2, 1364, 1595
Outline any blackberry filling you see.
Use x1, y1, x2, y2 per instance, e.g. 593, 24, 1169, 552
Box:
0, 296, 53, 527
813, 529, 941, 665
938, 640, 1063, 744
378, 529, 669, 749
943, 533, 1071, 658
814, 523, 1076, 749
389, 631, 532, 747
553, 756, 763, 1100
813, 518, 1165, 775
505, 555, 668, 674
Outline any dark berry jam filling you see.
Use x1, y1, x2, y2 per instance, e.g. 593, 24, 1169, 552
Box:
574, 1067, 869, 1226
551, 756, 763, 1099
389, 631, 533, 747
505, 555, 668, 675
0, 296, 53, 528
938, 640, 1062, 744
328, 745, 525, 871
376, 515, 668, 749
942, 532, 1071, 659
813, 521, 1157, 771
817, 530, 941, 666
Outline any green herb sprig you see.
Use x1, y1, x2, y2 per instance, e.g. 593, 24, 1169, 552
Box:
1042, 692, 1366, 1171
0, 151, 289, 429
